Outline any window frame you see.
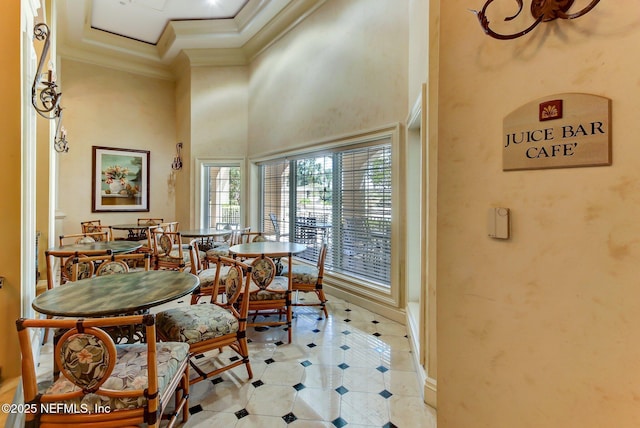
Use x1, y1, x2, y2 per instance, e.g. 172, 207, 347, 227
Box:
194, 157, 246, 229
252, 124, 401, 308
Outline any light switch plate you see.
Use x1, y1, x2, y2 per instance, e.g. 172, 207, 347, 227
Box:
488, 207, 510, 239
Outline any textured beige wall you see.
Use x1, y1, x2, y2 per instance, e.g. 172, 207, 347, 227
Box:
190, 66, 249, 159
58, 60, 177, 233
248, 0, 408, 155
174, 59, 192, 227
408, 0, 428, 110
437, 1, 640, 427
179, 65, 249, 227
0, 0, 22, 379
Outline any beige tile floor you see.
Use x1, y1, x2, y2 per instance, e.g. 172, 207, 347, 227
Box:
38, 292, 437, 428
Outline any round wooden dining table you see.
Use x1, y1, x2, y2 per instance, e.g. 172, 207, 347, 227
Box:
180, 228, 232, 250
229, 241, 307, 275
49, 240, 142, 254
111, 223, 151, 241
32, 270, 199, 318
228, 241, 307, 257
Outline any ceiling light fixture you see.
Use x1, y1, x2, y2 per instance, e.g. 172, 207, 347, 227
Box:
32, 23, 69, 152
472, 0, 601, 40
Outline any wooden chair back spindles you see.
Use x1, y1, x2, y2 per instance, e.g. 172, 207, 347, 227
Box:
137, 217, 164, 226
69, 252, 152, 281
80, 220, 114, 241
59, 230, 112, 246
40, 248, 113, 345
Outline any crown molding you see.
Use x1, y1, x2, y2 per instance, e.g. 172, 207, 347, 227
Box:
243, 0, 327, 62
55, 0, 326, 78
183, 48, 249, 67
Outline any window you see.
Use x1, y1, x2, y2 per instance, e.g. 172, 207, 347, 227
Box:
259, 137, 392, 287
202, 163, 242, 229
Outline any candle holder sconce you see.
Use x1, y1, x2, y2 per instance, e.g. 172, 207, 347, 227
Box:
32, 22, 68, 153
472, 0, 601, 40
171, 143, 183, 171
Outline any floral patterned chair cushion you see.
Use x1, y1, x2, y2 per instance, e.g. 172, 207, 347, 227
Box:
45, 338, 189, 411
63, 256, 93, 281
163, 250, 191, 264
197, 265, 230, 289
156, 304, 239, 345
247, 276, 288, 301
280, 264, 319, 285
206, 246, 230, 257
95, 260, 129, 276
247, 258, 288, 301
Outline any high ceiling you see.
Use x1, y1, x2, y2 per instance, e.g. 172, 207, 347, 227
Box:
90, 0, 249, 45
56, 0, 326, 79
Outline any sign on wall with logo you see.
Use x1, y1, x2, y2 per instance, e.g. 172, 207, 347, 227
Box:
503, 93, 611, 171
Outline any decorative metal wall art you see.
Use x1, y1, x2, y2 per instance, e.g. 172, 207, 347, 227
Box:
472, 0, 601, 40
31, 22, 69, 152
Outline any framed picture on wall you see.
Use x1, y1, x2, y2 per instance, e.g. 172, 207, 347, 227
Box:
91, 146, 150, 212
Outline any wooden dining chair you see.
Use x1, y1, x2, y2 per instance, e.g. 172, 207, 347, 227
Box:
159, 221, 179, 233
69, 252, 152, 281
17, 314, 190, 428
80, 220, 114, 241
151, 229, 191, 271
156, 255, 253, 385
245, 252, 295, 343
59, 230, 112, 246
137, 217, 164, 226
281, 240, 328, 318
45, 249, 113, 289
135, 219, 164, 246
205, 226, 250, 258
41, 248, 114, 345
269, 213, 289, 241
189, 240, 230, 304
243, 231, 267, 243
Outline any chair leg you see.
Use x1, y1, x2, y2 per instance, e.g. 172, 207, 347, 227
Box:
287, 303, 293, 343
41, 314, 53, 345
317, 289, 329, 318
238, 337, 254, 379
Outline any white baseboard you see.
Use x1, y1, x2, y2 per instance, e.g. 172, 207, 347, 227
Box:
323, 284, 405, 324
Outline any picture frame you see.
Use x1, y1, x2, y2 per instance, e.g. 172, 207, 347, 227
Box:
92, 146, 150, 212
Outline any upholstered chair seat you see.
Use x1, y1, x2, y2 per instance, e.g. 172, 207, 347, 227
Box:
43, 341, 189, 410
157, 256, 253, 385
206, 246, 230, 258
281, 264, 319, 285
196, 265, 230, 289
165, 249, 191, 263
157, 304, 239, 345
247, 276, 288, 301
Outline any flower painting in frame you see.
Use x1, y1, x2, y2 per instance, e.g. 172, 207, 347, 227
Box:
92, 146, 150, 212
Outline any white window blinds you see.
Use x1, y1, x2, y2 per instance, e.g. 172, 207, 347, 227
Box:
259, 138, 392, 287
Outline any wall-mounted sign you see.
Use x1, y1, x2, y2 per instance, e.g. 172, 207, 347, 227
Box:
503, 93, 611, 171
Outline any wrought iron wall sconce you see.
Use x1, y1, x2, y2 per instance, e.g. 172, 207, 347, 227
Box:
32, 22, 68, 152
472, 0, 601, 40
171, 142, 183, 170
